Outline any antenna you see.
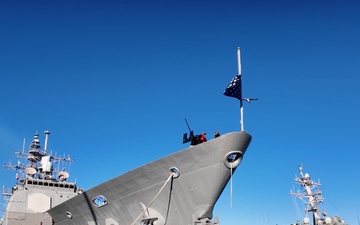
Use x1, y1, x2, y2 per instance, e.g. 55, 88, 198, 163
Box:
22, 138, 25, 153
44, 130, 50, 155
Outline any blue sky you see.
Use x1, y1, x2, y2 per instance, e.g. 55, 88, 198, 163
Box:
1, 1, 360, 224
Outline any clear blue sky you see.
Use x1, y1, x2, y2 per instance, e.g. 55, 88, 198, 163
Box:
1, 1, 359, 224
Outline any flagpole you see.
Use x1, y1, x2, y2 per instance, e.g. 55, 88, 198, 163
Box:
237, 47, 244, 131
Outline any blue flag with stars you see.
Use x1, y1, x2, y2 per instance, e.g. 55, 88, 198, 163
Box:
223, 74, 242, 100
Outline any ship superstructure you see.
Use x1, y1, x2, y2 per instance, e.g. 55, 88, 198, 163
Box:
1, 131, 83, 225
291, 165, 347, 225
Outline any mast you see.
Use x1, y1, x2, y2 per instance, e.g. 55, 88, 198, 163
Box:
237, 47, 244, 131
224, 48, 257, 131
290, 166, 330, 225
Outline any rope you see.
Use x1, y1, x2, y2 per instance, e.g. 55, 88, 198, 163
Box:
163, 177, 174, 225
130, 172, 175, 225
230, 163, 233, 208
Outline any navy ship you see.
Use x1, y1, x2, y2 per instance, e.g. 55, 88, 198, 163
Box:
1, 48, 253, 225
1, 130, 251, 225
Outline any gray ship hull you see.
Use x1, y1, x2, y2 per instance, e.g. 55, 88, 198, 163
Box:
47, 131, 251, 225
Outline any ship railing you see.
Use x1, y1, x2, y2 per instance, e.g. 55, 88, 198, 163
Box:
2, 187, 13, 202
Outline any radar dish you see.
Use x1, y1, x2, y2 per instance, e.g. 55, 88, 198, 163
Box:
25, 167, 37, 175
58, 171, 69, 181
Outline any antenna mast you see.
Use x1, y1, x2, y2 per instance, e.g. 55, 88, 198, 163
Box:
44, 130, 50, 155
237, 48, 244, 131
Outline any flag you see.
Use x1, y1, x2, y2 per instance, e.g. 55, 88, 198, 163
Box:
223, 74, 242, 100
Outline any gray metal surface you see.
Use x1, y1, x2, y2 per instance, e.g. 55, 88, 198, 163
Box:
48, 131, 251, 225
3, 181, 78, 225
